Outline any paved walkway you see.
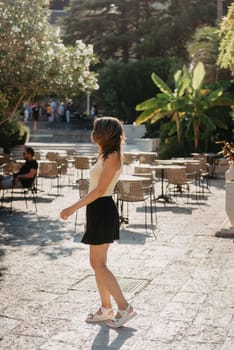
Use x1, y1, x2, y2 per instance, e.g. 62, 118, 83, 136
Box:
0, 168, 234, 349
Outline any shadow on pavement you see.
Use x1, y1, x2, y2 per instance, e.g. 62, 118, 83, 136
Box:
0, 210, 78, 260
118, 227, 150, 245
91, 324, 137, 349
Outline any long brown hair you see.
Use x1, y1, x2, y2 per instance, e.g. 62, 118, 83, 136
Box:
92, 117, 125, 159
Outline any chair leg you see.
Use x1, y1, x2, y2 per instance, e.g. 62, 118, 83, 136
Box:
10, 187, 14, 213
31, 187, 37, 212
74, 211, 78, 231
23, 189, 28, 209
144, 202, 148, 233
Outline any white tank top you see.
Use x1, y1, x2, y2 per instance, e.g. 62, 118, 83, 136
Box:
89, 157, 122, 197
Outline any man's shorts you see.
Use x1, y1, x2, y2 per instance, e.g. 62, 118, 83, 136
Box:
0, 175, 22, 189
1, 175, 14, 188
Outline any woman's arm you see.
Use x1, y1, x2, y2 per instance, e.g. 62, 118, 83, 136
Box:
60, 153, 120, 220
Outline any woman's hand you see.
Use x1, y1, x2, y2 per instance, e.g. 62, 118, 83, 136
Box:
60, 206, 76, 220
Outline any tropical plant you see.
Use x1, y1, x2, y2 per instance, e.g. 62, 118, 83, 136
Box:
136, 62, 233, 152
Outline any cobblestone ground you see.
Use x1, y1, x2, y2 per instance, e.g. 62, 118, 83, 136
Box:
0, 176, 233, 350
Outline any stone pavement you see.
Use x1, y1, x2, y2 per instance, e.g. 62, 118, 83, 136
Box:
0, 172, 234, 349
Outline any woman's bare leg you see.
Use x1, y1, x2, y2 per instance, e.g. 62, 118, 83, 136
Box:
90, 244, 128, 310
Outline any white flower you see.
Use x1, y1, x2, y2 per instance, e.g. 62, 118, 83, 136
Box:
78, 76, 84, 84
11, 25, 21, 33
86, 45, 93, 55
47, 48, 54, 56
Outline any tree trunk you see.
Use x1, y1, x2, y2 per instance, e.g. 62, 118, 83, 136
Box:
193, 118, 200, 152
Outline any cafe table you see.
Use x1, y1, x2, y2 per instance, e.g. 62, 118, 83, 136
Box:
141, 164, 186, 202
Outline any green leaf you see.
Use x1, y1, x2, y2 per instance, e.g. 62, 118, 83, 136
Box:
174, 69, 182, 91
207, 88, 223, 103
135, 97, 158, 111
151, 72, 173, 97
151, 112, 169, 123
211, 92, 234, 106
212, 117, 228, 130
135, 108, 159, 124
192, 62, 206, 91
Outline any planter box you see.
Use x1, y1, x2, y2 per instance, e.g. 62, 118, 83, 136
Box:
123, 124, 146, 144
226, 180, 234, 228
135, 138, 160, 152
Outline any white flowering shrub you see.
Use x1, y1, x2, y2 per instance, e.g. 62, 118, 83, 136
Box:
0, 0, 98, 124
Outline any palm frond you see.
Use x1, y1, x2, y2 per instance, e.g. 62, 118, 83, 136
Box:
151, 72, 173, 97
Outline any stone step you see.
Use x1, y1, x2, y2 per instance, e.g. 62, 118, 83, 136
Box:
29, 133, 91, 143
11, 142, 97, 159
28, 126, 92, 143
26, 117, 93, 130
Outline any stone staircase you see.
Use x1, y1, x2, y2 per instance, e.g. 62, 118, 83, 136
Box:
9, 120, 95, 159
28, 120, 92, 143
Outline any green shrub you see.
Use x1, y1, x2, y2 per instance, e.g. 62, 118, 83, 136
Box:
0, 118, 30, 153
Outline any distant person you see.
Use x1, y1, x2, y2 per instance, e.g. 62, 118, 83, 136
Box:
60, 117, 137, 328
0, 146, 38, 189
24, 103, 32, 124
90, 103, 98, 119
51, 99, 57, 122
46, 103, 52, 122
58, 102, 65, 122
31, 103, 40, 130
65, 102, 71, 123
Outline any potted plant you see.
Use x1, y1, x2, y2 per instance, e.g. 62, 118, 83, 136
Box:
216, 140, 234, 235
217, 141, 234, 181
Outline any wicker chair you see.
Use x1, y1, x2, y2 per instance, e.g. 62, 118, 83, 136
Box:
123, 153, 139, 173
185, 162, 205, 200
117, 179, 157, 237
134, 166, 155, 179
38, 161, 60, 195
3, 161, 21, 175
166, 167, 197, 203
198, 157, 210, 193
74, 156, 91, 179
0, 153, 13, 166
139, 153, 157, 164
56, 157, 70, 185
75, 178, 90, 231
46, 152, 58, 161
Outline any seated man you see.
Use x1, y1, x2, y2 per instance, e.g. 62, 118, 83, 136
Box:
0, 146, 38, 189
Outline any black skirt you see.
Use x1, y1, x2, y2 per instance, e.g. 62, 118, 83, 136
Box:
81, 196, 119, 245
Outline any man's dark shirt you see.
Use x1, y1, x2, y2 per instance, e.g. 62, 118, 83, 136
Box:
17, 159, 38, 187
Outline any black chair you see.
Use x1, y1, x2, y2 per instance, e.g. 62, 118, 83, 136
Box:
1, 177, 37, 213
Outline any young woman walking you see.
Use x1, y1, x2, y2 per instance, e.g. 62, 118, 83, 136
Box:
60, 117, 136, 328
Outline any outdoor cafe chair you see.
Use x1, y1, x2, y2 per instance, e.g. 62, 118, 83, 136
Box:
166, 167, 198, 203
2, 161, 21, 175
74, 156, 92, 179
134, 166, 155, 180
75, 178, 90, 231
1, 176, 37, 213
38, 161, 60, 195
139, 152, 157, 165
117, 179, 157, 238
